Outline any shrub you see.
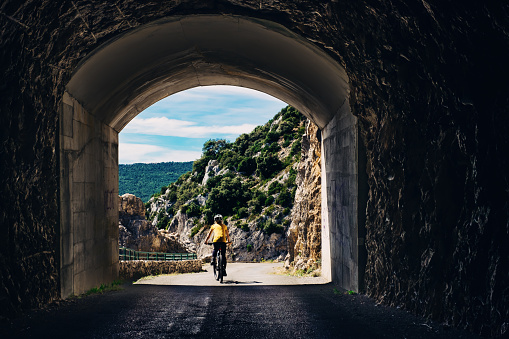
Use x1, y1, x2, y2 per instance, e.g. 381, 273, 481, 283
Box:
277, 120, 293, 135
264, 196, 274, 206
290, 140, 302, 157
267, 142, 281, 153
192, 155, 212, 179
262, 219, 284, 235
237, 157, 256, 174
156, 213, 171, 229
202, 208, 214, 225
264, 130, 279, 144
206, 174, 223, 190
256, 154, 283, 179
276, 190, 292, 207
237, 222, 249, 232
181, 201, 201, 218
237, 207, 249, 219
166, 189, 177, 202
203, 139, 230, 157
190, 224, 203, 237
287, 168, 297, 186
206, 176, 252, 216
268, 181, 283, 195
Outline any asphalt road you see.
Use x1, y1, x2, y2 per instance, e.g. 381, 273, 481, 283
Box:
1, 263, 479, 339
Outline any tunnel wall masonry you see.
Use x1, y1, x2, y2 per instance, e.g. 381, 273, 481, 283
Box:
60, 93, 119, 298
321, 103, 362, 291
1, 1, 508, 336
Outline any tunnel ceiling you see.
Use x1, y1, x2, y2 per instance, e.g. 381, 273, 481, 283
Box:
65, 15, 350, 132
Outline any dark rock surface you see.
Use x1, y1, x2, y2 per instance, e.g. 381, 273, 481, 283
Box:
1, 1, 508, 336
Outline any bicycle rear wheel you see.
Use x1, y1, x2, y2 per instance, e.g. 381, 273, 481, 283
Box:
213, 255, 219, 281
217, 251, 223, 283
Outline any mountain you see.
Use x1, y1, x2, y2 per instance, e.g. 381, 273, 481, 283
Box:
145, 106, 321, 267
119, 161, 193, 202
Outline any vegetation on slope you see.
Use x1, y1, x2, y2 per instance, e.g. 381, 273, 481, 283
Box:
146, 106, 306, 236
119, 161, 193, 202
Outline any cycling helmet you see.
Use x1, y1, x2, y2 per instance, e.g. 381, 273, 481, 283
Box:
214, 214, 223, 222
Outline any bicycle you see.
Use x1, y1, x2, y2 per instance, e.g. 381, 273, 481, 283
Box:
208, 242, 230, 283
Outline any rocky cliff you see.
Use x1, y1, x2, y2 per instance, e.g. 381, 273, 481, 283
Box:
118, 194, 189, 253
286, 121, 322, 273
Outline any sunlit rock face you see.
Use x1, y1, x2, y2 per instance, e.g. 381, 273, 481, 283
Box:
287, 121, 322, 273
1, 1, 508, 336
118, 194, 188, 253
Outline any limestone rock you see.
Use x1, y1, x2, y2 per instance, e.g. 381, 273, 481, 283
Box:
118, 194, 189, 254
201, 160, 221, 185
119, 193, 146, 217
287, 121, 322, 272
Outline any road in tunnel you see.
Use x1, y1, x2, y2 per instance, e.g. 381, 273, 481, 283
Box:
1, 264, 479, 339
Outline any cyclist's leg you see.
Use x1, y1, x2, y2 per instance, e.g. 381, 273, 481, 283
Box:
212, 242, 220, 265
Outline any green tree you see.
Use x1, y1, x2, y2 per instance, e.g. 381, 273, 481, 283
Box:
256, 154, 283, 179
237, 157, 256, 174
203, 139, 230, 157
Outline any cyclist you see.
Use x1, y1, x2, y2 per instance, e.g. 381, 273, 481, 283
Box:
204, 214, 231, 276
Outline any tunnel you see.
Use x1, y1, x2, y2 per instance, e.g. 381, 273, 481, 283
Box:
1, 1, 508, 337
60, 14, 363, 297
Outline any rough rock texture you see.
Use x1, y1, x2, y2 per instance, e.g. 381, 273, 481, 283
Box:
202, 160, 222, 186
287, 121, 322, 272
118, 194, 188, 253
1, 1, 508, 336
193, 222, 288, 263
160, 201, 288, 263
164, 210, 199, 253
119, 259, 202, 281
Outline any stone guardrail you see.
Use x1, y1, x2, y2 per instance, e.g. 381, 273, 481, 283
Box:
119, 259, 203, 281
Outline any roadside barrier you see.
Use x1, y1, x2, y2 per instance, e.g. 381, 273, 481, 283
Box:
119, 247, 197, 261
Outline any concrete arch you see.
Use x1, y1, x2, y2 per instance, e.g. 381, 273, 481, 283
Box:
60, 15, 364, 297
66, 15, 349, 130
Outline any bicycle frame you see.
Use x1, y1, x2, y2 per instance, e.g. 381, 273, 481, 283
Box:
209, 243, 227, 283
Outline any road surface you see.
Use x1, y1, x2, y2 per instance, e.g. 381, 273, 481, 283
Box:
1, 263, 479, 338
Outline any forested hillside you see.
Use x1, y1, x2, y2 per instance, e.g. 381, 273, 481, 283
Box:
119, 161, 193, 202
146, 106, 308, 261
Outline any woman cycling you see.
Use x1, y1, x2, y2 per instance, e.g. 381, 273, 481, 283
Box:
204, 214, 231, 276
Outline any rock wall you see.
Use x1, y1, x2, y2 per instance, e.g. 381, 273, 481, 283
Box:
162, 197, 288, 263
287, 121, 322, 272
1, 1, 508, 336
193, 223, 288, 263
119, 194, 188, 253
119, 259, 202, 281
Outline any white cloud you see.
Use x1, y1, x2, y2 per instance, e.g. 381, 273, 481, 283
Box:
119, 143, 202, 164
122, 117, 258, 138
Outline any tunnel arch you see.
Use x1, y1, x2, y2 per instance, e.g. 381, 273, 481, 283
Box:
60, 14, 364, 297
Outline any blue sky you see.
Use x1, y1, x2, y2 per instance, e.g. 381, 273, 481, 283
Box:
119, 86, 287, 164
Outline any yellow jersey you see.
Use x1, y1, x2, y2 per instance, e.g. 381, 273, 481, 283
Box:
211, 222, 228, 242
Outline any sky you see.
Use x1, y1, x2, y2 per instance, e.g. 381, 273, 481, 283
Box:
119, 86, 287, 164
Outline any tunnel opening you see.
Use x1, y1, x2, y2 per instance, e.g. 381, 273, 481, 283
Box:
117, 86, 298, 265
59, 14, 366, 297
